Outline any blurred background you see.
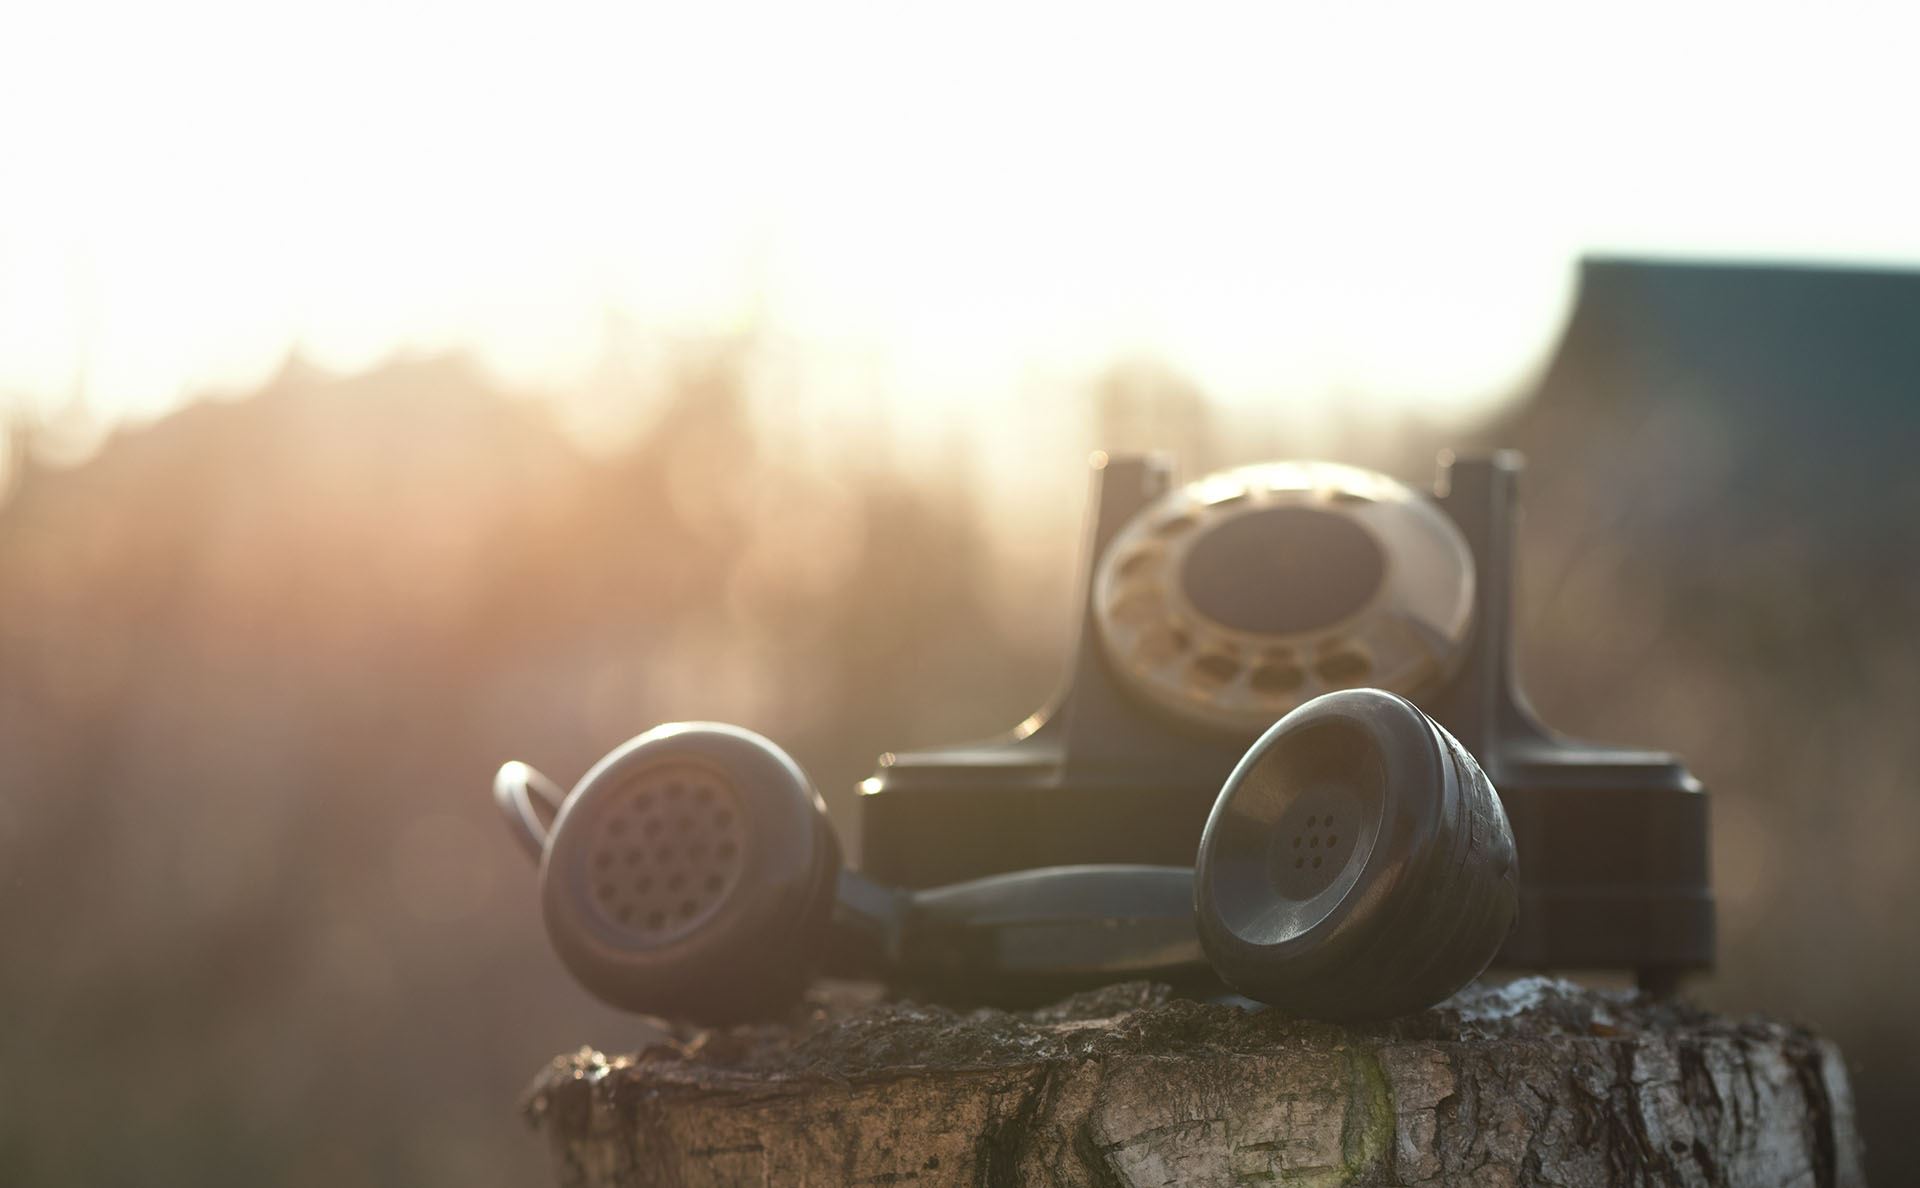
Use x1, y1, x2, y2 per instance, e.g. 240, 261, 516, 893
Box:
3, 3, 1917, 1185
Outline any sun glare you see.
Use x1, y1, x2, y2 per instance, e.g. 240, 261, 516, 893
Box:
2, 1, 1918, 435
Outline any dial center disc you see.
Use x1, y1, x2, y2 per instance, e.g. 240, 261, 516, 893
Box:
1181, 506, 1386, 635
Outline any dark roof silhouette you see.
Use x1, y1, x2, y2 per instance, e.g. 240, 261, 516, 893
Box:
1504, 257, 1920, 565
1533, 255, 1920, 438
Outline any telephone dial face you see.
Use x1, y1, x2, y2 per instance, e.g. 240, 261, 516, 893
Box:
1092, 460, 1476, 732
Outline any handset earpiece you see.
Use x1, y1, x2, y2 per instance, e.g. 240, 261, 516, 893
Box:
1193, 687, 1518, 1020
511, 723, 843, 1022
498, 724, 1206, 1023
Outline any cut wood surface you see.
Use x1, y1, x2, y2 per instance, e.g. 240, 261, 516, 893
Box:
525, 978, 1863, 1187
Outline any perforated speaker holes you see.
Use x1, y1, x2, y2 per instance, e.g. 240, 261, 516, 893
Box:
1269, 793, 1360, 901
586, 762, 746, 944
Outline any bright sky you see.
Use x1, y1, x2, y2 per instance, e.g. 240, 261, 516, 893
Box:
3, 1, 1918, 435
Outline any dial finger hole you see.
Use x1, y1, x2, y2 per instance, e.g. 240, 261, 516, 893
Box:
1250, 663, 1305, 695
1116, 549, 1159, 581
1314, 650, 1371, 684
1111, 589, 1165, 628
1191, 653, 1241, 688
1134, 625, 1190, 667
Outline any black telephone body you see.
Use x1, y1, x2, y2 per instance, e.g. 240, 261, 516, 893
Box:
856, 451, 1714, 994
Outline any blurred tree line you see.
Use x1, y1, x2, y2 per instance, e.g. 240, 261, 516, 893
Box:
0, 346, 1050, 1186
0, 318, 1913, 1185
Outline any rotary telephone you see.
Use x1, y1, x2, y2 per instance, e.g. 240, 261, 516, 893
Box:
494, 451, 1713, 1023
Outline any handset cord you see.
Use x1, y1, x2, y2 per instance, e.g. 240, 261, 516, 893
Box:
493, 760, 566, 861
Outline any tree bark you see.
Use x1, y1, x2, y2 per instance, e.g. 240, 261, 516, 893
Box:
525, 978, 1864, 1187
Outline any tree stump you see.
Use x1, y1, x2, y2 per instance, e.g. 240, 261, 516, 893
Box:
524, 978, 1864, 1187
